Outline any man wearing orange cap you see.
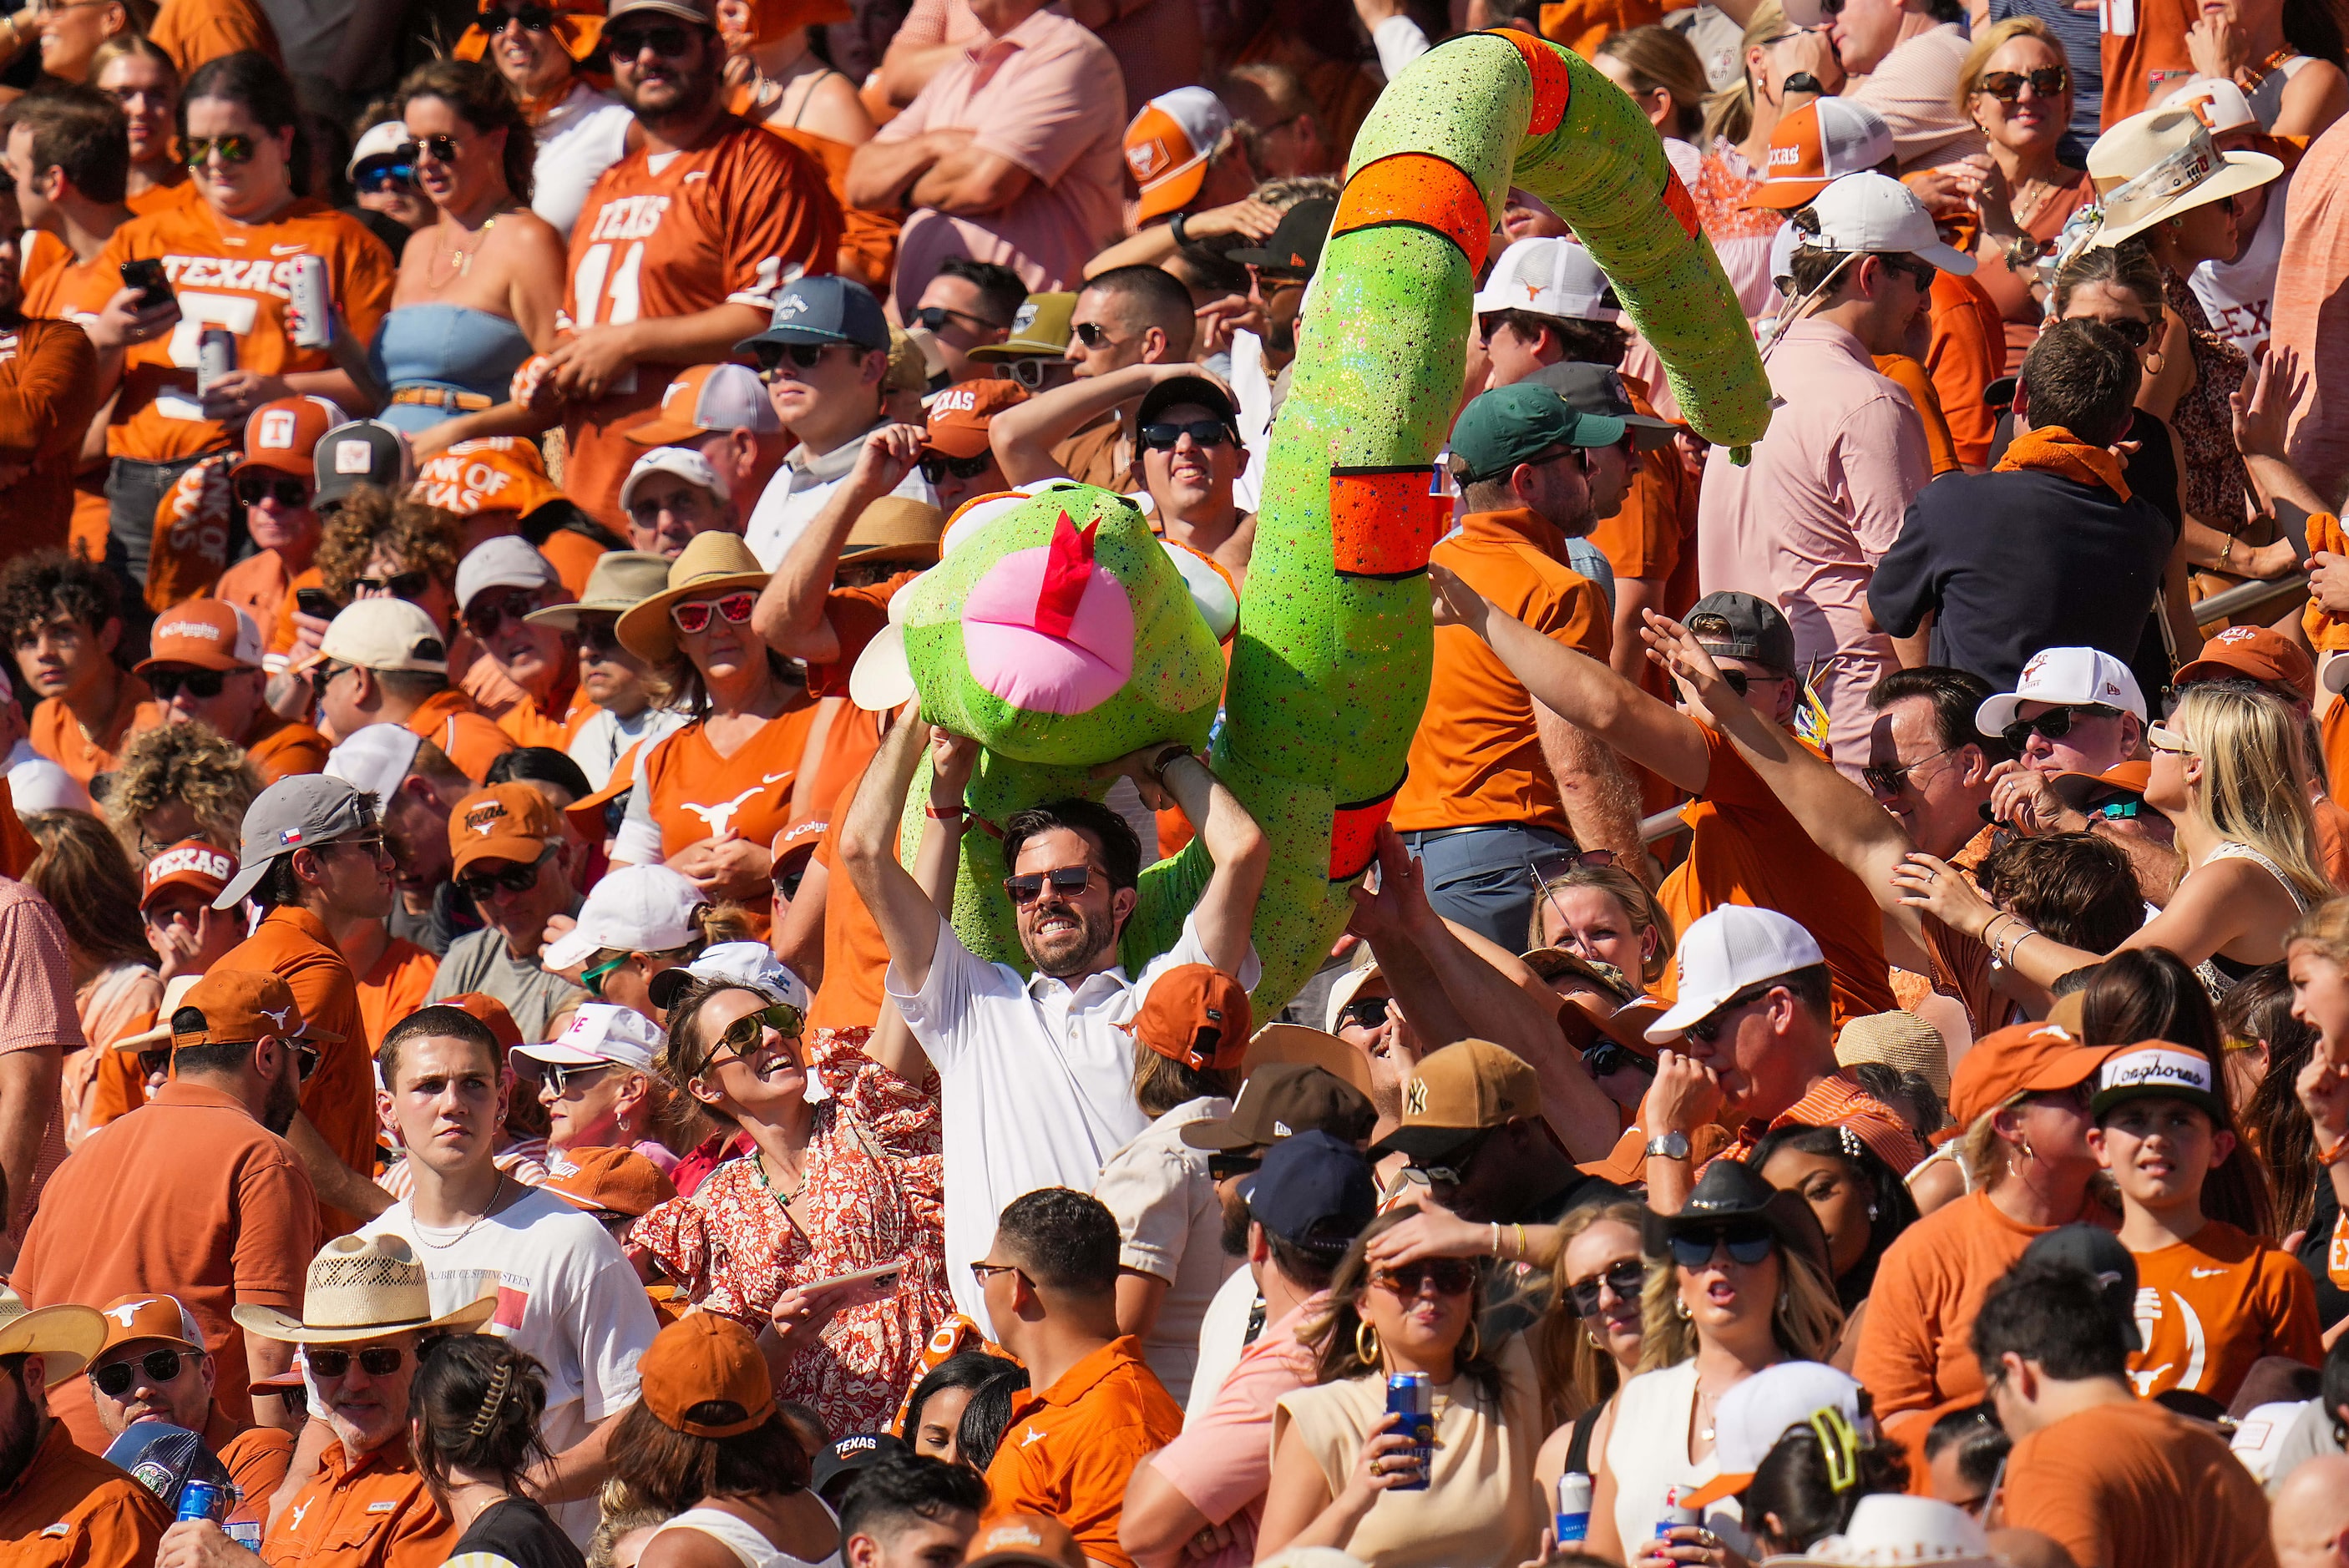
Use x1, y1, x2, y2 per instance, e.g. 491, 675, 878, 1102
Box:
1853, 1020, 2116, 1451
1078, 88, 1261, 278
131, 599, 329, 781
920, 379, 1024, 513
83, 840, 248, 1130
85, 1292, 292, 1531
424, 781, 590, 1039
14, 969, 321, 1450
623, 362, 791, 513
205, 396, 341, 638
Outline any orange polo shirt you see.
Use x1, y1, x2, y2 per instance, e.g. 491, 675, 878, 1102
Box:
245, 713, 331, 782
494, 682, 595, 751
1394, 507, 1612, 836
1926, 269, 2004, 472
1584, 381, 1698, 587
0, 1422, 169, 1568
354, 935, 439, 1055
261, 1435, 455, 1568
218, 904, 375, 1236
399, 687, 514, 783
28, 672, 153, 783
209, 1404, 294, 1535
982, 1336, 1183, 1568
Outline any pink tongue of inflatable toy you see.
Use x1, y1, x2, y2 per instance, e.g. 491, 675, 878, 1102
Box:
962, 510, 1137, 716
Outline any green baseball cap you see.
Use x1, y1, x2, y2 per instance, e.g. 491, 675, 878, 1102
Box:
1449, 382, 1625, 483
966, 293, 1076, 361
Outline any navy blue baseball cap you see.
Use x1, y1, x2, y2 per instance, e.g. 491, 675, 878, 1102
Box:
739, 275, 891, 354
1240, 1128, 1377, 1254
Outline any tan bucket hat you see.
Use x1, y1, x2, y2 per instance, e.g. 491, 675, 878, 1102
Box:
0, 1290, 107, 1385
2087, 105, 2281, 246
525, 550, 674, 631
231, 1234, 498, 1344
615, 531, 772, 665
842, 498, 945, 565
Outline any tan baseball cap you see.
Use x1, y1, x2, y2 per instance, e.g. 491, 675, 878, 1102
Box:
448, 781, 566, 878
137, 600, 264, 673
171, 969, 341, 1047
318, 598, 448, 675
1368, 1038, 1541, 1161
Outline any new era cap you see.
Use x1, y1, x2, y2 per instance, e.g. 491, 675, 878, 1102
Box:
740, 275, 891, 354
448, 781, 564, 878
1239, 1127, 1377, 1252
1369, 1039, 1542, 1161
1748, 99, 1896, 210
1126, 86, 1232, 222
215, 775, 376, 908
232, 395, 346, 482
626, 362, 783, 446
137, 599, 264, 674
1646, 904, 1825, 1041
314, 419, 413, 507
1471, 236, 1622, 321
140, 839, 237, 912
318, 599, 448, 675
1794, 171, 1975, 274
925, 379, 1030, 458
967, 294, 1077, 362
1976, 646, 2148, 734
1181, 1059, 1378, 1151
514, 1002, 666, 1074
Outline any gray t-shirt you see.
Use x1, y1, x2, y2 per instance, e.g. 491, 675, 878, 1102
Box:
426, 920, 587, 1041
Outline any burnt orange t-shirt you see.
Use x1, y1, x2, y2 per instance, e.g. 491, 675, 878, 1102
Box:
354, 935, 440, 1058
1926, 269, 2004, 472
2101, 0, 2198, 128
213, 547, 297, 644
246, 712, 330, 781
99, 197, 394, 464
2126, 1218, 2321, 1405
495, 683, 596, 751
558, 116, 840, 528
0, 316, 102, 562
2004, 1397, 2278, 1568
261, 1437, 457, 1568
1874, 353, 1962, 478
808, 779, 893, 1037
29, 672, 153, 783
151, 0, 281, 77
1656, 724, 1896, 1028
0, 1422, 170, 1567
982, 1336, 1183, 1568
401, 686, 516, 783
218, 903, 375, 1235
1585, 380, 1696, 587
643, 702, 818, 923
209, 1404, 294, 1535
2316, 792, 2349, 888
124, 172, 200, 218
1394, 507, 1612, 837
29, 247, 129, 564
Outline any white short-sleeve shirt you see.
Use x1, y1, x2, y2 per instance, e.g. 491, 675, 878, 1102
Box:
532, 83, 636, 240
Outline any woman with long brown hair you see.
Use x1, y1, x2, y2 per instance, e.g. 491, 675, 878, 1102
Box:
24, 808, 160, 1146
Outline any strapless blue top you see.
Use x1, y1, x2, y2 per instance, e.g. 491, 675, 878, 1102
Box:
370, 303, 533, 434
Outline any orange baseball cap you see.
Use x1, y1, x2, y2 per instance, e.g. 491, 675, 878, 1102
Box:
544, 1146, 679, 1217
411, 437, 568, 521
440, 991, 524, 1052
140, 839, 238, 911
925, 379, 1029, 459
1745, 99, 1896, 210
136, 599, 264, 673
1122, 964, 1251, 1070
639, 1315, 777, 1437
967, 1515, 1087, 1568
230, 395, 344, 482
170, 969, 342, 1047
2174, 623, 2315, 706
448, 782, 565, 879
1125, 87, 1232, 222
94, 1292, 206, 1353
2049, 758, 2152, 813
1947, 1022, 2114, 1126
625, 363, 782, 446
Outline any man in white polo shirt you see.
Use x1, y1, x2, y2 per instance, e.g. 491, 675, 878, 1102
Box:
839, 709, 1269, 1332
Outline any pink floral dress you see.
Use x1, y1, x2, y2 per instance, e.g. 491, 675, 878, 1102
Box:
630, 1027, 949, 1434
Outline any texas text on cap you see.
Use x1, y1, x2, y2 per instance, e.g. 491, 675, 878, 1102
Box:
1646, 903, 1825, 1041
1470, 235, 1621, 321
411, 437, 567, 520
142, 840, 238, 911
2175, 623, 2315, 706
137, 599, 264, 674
172, 969, 339, 1047
1125, 86, 1233, 223
1369, 1039, 1542, 1160
811, 1431, 909, 1498
1975, 645, 2149, 735
1747, 99, 1896, 210
2090, 1040, 2226, 1120
926, 379, 1030, 458
215, 774, 375, 908
1123, 964, 1251, 1072
1181, 1059, 1378, 1151
626, 362, 783, 446
448, 781, 564, 879
231, 395, 346, 481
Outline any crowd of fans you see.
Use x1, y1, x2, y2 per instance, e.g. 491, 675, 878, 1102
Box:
2, 0, 2349, 1563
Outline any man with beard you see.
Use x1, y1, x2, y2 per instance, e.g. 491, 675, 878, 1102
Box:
518, 0, 842, 532
13, 970, 320, 1452
0, 1299, 168, 1567
843, 707, 1269, 1333
0, 202, 100, 562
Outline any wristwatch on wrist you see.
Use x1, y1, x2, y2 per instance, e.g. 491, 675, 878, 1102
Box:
1147, 743, 1192, 786
1644, 1130, 1692, 1161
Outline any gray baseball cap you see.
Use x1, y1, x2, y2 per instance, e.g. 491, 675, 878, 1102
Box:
214, 775, 377, 909
1526, 362, 1683, 452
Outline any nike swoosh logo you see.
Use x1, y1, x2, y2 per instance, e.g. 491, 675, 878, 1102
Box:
2189, 1267, 2228, 1277
271, 243, 306, 255
762, 771, 789, 784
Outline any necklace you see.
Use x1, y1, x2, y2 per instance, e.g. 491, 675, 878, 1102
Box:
2240, 46, 2301, 98
751, 1148, 804, 1211
428, 212, 503, 288
409, 1173, 509, 1249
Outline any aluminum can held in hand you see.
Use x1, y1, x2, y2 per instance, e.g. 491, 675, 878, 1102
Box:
286, 255, 330, 348
196, 328, 235, 396
175, 1479, 226, 1523
1385, 1371, 1431, 1492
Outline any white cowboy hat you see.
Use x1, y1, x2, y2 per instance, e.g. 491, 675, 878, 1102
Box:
2087, 105, 2281, 247
1777, 1495, 1999, 1566
231, 1234, 498, 1345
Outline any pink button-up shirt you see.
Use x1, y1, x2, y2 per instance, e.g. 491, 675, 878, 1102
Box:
1145, 1293, 1326, 1568
876, 7, 1126, 312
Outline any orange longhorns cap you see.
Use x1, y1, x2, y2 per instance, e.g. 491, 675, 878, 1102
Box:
639, 1315, 777, 1437
230, 395, 347, 482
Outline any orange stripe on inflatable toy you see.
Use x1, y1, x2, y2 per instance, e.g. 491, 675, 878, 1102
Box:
1329, 466, 1447, 578
1335, 153, 1491, 273
1329, 777, 1404, 882
1484, 28, 1571, 135
1661, 168, 1699, 240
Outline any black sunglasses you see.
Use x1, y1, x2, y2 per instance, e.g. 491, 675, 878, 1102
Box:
1206, 1151, 1261, 1182
458, 847, 553, 898
757, 342, 838, 379
1582, 1039, 1655, 1081
352, 569, 433, 599
479, 3, 554, 28
1565, 1259, 1646, 1318
235, 474, 310, 508
919, 449, 994, 483
304, 1345, 405, 1378
148, 666, 230, 701
1407, 1126, 1494, 1186
1860, 744, 1959, 799
2086, 316, 2152, 348
1004, 865, 1093, 905
1139, 421, 1236, 452
1977, 66, 2067, 102
1071, 321, 1123, 348
1336, 995, 1392, 1032
1999, 703, 2117, 752
1668, 1224, 1776, 1269
581, 622, 629, 662
398, 134, 462, 165
91, 1348, 199, 1396
1371, 1257, 1480, 1295
915, 303, 1006, 335
463, 588, 540, 640
604, 22, 700, 58
1684, 982, 1775, 1044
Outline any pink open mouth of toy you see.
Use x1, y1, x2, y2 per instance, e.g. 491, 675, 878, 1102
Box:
962, 512, 1135, 716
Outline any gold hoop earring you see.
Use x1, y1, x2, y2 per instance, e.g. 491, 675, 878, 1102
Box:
1674, 1296, 1693, 1322
1356, 1318, 1381, 1367
1461, 1320, 1481, 1363
1587, 1329, 1604, 1349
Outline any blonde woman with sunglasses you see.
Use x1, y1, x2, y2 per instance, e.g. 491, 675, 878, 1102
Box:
1897, 683, 2331, 994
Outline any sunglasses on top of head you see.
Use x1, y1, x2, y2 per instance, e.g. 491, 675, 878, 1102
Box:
1999, 702, 2119, 752
604, 21, 703, 59
1667, 1223, 1776, 1269
669, 590, 757, 635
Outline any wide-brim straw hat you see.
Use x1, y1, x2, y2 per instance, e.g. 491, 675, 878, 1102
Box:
231, 1234, 498, 1345
526, 550, 674, 632
0, 1291, 106, 1385
114, 973, 204, 1052
1835, 1009, 1949, 1098
615, 532, 772, 665
2087, 105, 2281, 246
842, 497, 945, 565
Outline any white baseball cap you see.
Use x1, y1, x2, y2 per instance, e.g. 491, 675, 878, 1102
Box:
453, 535, 560, 612
1679, 1362, 1862, 1507
513, 1002, 666, 1073
1776, 1495, 1995, 1566
1471, 236, 1621, 321
1647, 904, 1825, 1041
645, 939, 812, 1014
324, 723, 424, 804
1794, 172, 1975, 275
2158, 74, 2257, 133
541, 864, 709, 973
620, 446, 731, 514
347, 121, 407, 180
319, 598, 448, 675
1975, 646, 2148, 735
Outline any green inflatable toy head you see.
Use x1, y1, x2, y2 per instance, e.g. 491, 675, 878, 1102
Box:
889, 483, 1224, 766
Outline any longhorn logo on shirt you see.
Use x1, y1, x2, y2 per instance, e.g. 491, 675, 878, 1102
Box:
680, 786, 767, 839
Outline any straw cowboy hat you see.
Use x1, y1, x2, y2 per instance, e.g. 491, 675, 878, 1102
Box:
1777, 1495, 1998, 1565
615, 531, 772, 666
231, 1234, 498, 1345
2087, 105, 2281, 247
0, 1290, 106, 1385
